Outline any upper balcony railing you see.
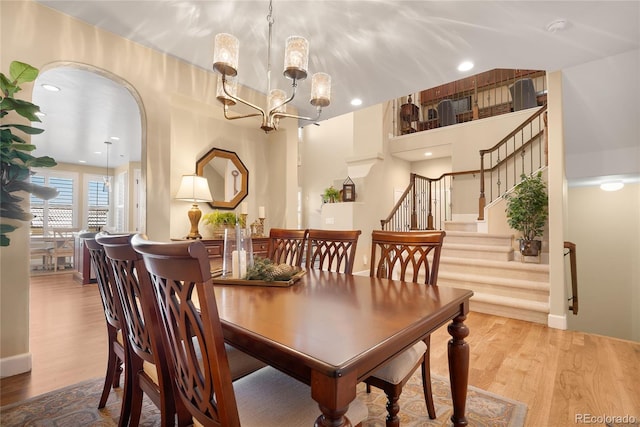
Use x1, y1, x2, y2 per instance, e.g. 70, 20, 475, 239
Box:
394, 68, 546, 137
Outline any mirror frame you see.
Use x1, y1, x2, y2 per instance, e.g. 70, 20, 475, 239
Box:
196, 148, 249, 210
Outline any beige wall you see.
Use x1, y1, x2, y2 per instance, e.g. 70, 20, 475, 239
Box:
566, 183, 640, 341
1, 1, 296, 375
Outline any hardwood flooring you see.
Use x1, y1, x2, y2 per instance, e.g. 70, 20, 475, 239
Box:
1, 273, 639, 426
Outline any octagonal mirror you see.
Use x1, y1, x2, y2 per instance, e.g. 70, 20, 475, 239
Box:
196, 148, 248, 210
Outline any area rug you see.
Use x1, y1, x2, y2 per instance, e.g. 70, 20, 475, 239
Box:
0, 371, 527, 426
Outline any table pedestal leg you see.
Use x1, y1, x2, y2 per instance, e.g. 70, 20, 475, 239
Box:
314, 405, 351, 427
448, 313, 470, 427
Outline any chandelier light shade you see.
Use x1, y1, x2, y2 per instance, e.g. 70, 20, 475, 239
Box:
212, 0, 331, 133
175, 174, 213, 240
310, 72, 331, 107
283, 36, 309, 80
213, 33, 239, 76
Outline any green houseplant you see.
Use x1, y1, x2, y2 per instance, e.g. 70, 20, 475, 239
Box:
323, 186, 340, 203
504, 172, 548, 256
202, 211, 237, 236
1, 61, 57, 246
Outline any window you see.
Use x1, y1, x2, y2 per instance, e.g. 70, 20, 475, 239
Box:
30, 171, 78, 234
86, 177, 110, 231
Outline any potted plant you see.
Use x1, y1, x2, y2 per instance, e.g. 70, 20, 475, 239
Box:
504, 172, 548, 257
1, 61, 58, 246
202, 211, 237, 237
323, 186, 340, 203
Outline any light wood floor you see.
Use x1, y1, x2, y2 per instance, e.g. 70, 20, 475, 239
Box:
1, 273, 639, 426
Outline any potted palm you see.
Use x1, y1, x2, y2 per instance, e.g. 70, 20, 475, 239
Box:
504, 172, 548, 257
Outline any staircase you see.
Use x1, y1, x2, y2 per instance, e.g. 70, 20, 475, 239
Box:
438, 221, 550, 324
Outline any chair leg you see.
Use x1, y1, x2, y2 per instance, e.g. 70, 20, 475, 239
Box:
383, 388, 402, 427
421, 337, 436, 419
99, 340, 118, 408
113, 354, 123, 388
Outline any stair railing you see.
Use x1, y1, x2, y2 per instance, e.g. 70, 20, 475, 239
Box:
478, 105, 548, 220
380, 170, 478, 231
564, 241, 579, 315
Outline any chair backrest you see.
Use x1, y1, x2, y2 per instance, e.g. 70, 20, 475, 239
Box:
510, 78, 537, 111
131, 234, 242, 427
306, 229, 361, 274
437, 99, 457, 127
96, 232, 163, 365
85, 234, 121, 330
266, 228, 309, 267
370, 230, 446, 285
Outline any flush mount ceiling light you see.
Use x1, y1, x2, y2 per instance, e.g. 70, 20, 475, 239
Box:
41, 84, 60, 92
457, 61, 474, 72
546, 18, 568, 33
213, 0, 331, 133
351, 98, 363, 106
600, 181, 624, 192
424, 152, 433, 157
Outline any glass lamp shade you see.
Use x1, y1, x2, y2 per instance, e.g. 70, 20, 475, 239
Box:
268, 89, 287, 113
175, 175, 213, 202
216, 74, 237, 106
213, 33, 239, 76
283, 36, 309, 81
310, 72, 331, 107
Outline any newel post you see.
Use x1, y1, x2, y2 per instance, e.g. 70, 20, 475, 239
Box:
478, 153, 486, 221
410, 173, 418, 230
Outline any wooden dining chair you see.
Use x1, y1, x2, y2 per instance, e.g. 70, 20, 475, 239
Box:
365, 230, 446, 427
266, 228, 308, 267
306, 229, 362, 273
131, 234, 369, 427
51, 227, 78, 271
97, 232, 188, 427
84, 233, 128, 423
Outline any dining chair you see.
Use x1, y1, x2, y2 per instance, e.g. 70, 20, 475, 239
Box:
51, 227, 78, 271
97, 232, 188, 427
306, 229, 362, 274
84, 233, 128, 422
266, 228, 308, 267
131, 234, 369, 427
365, 230, 446, 427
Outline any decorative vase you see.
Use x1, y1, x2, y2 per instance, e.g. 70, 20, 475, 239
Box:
519, 239, 541, 256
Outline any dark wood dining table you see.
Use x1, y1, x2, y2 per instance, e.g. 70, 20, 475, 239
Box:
214, 269, 473, 427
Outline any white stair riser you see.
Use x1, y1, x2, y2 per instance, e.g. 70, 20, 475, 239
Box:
440, 259, 549, 282
444, 234, 513, 247
470, 300, 548, 324
438, 279, 549, 302
441, 247, 514, 262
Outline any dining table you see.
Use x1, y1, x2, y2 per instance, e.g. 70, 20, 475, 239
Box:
213, 269, 473, 427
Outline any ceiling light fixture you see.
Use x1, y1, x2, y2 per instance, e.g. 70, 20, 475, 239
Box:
351, 98, 363, 106
424, 152, 433, 157
213, 0, 331, 133
457, 61, 474, 72
546, 19, 567, 33
103, 141, 112, 192
41, 84, 60, 92
600, 181, 624, 192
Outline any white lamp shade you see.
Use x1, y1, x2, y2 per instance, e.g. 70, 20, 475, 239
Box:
283, 36, 309, 80
268, 89, 287, 113
216, 74, 237, 105
310, 72, 331, 107
175, 175, 213, 202
213, 33, 239, 76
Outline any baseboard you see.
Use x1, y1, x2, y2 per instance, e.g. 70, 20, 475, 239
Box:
0, 352, 32, 378
547, 313, 567, 330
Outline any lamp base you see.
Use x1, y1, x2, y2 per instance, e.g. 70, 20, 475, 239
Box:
185, 203, 202, 240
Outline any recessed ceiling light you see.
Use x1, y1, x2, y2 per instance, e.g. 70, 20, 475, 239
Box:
110, 136, 120, 141
94, 151, 102, 155
546, 19, 568, 33
78, 160, 87, 163
600, 181, 624, 192
424, 152, 433, 156
351, 98, 362, 106
457, 61, 474, 72
41, 84, 60, 92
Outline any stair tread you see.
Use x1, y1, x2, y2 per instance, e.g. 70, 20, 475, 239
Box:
444, 230, 513, 239
439, 271, 549, 289
443, 242, 513, 253
440, 255, 549, 271
471, 291, 550, 312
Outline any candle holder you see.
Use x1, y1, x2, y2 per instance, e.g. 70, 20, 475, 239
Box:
251, 218, 266, 237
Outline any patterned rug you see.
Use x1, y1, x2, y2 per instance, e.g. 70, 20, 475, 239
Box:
0, 371, 527, 426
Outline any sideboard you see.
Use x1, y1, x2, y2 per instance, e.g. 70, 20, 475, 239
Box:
196, 237, 270, 271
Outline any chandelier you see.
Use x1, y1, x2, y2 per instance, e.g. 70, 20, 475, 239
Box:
212, 0, 331, 133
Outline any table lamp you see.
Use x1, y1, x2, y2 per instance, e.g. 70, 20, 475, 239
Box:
175, 174, 213, 239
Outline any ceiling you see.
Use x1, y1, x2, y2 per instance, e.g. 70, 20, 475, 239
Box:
31, 1, 640, 168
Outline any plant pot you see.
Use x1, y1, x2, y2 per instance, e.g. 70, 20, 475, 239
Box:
519, 239, 542, 256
